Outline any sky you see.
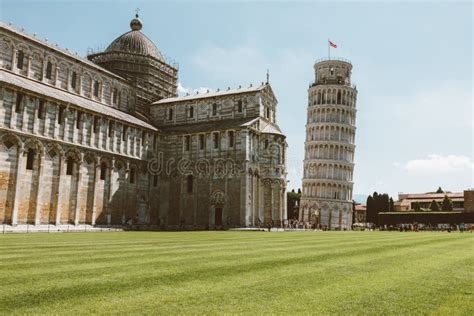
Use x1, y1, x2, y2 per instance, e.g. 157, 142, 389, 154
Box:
1, 0, 472, 200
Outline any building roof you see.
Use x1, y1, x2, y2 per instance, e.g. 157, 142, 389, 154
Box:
1, 70, 158, 131
104, 15, 164, 62
398, 192, 464, 200
0, 22, 126, 82
355, 205, 366, 211
260, 119, 284, 136
153, 84, 268, 105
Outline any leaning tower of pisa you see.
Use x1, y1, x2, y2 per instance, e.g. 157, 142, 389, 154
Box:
299, 58, 357, 230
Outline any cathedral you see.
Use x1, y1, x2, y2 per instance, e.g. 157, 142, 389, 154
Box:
0, 15, 287, 229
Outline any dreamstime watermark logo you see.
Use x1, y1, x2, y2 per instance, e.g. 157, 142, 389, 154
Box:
147, 143, 284, 178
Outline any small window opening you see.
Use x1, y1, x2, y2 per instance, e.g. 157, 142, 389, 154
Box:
76, 111, 82, 129
213, 133, 219, 149
15, 93, 23, 113
112, 88, 118, 104
45, 61, 52, 79
93, 80, 100, 97
199, 134, 205, 150
100, 162, 107, 180
187, 175, 193, 193
237, 100, 243, 113
58, 107, 64, 124
94, 116, 100, 133
17, 50, 24, 69
122, 125, 127, 141
228, 131, 234, 148
26, 148, 35, 170
108, 121, 114, 137
212, 103, 217, 116
71, 72, 77, 89
130, 167, 135, 184
185, 135, 190, 151
66, 157, 74, 175
38, 100, 45, 119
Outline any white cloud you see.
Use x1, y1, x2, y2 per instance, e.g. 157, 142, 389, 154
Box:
177, 82, 212, 96
396, 154, 474, 173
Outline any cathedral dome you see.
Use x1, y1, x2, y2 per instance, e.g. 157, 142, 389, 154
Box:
105, 15, 164, 62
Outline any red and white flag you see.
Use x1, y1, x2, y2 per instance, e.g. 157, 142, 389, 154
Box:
329, 40, 337, 48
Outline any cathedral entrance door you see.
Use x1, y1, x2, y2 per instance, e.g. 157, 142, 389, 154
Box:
215, 207, 223, 227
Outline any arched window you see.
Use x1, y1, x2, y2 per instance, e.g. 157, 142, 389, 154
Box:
15, 93, 23, 113
26, 148, 35, 170
212, 103, 217, 116
93, 80, 100, 97
100, 162, 107, 180
337, 91, 342, 104
71, 71, 77, 89
189, 106, 194, 118
17, 50, 24, 70
213, 132, 219, 149
187, 175, 193, 193
66, 157, 74, 175
228, 131, 234, 148
237, 100, 243, 113
112, 88, 118, 104
168, 108, 173, 120
45, 61, 53, 79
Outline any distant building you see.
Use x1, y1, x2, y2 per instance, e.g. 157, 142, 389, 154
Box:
354, 204, 366, 223
464, 190, 474, 212
394, 191, 469, 212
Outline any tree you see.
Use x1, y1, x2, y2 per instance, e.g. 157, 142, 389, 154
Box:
436, 187, 444, 193
366, 195, 375, 224
389, 197, 394, 212
413, 202, 421, 211
381, 193, 390, 212
430, 200, 440, 212
287, 190, 301, 219
441, 195, 453, 211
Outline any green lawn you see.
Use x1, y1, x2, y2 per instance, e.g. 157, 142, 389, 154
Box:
1, 231, 473, 315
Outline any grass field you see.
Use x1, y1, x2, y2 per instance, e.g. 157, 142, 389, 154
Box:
1, 231, 473, 315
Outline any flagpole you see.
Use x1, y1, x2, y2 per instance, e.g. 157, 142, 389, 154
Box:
328, 38, 330, 60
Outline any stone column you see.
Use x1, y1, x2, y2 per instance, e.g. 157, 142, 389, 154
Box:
41, 58, 47, 82
34, 149, 45, 225
107, 158, 115, 225
11, 145, 25, 226
26, 56, 32, 78
55, 67, 60, 87
55, 154, 65, 225
270, 182, 275, 221
78, 72, 83, 95
11, 47, 17, 73
90, 157, 100, 226
258, 178, 264, 224
74, 158, 83, 225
